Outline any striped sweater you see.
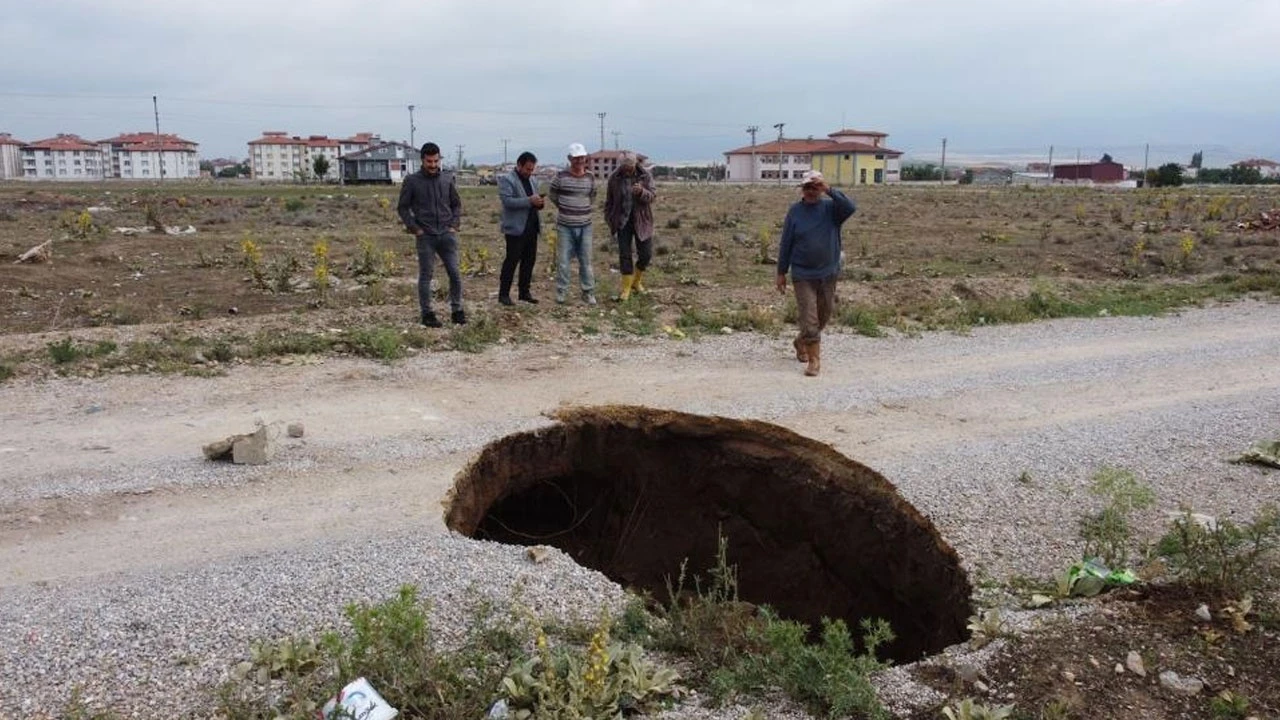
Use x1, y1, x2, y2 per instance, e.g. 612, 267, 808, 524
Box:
549, 170, 596, 227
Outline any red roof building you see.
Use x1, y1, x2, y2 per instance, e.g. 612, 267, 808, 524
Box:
98, 131, 200, 179
724, 129, 903, 184
248, 131, 343, 181
19, 134, 105, 179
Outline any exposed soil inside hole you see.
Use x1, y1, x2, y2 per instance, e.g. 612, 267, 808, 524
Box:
444, 405, 973, 662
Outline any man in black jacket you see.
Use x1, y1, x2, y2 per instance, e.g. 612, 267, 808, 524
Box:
397, 142, 465, 326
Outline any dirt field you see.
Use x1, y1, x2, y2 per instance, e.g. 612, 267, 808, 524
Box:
2, 180, 1279, 718
1, 181, 1279, 380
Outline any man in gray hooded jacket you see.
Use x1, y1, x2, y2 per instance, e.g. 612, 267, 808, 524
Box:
397, 141, 464, 327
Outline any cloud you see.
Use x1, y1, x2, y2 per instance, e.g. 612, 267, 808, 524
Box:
1, 0, 1276, 163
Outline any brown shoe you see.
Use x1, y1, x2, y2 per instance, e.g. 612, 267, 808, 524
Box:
792, 336, 808, 363
804, 340, 821, 377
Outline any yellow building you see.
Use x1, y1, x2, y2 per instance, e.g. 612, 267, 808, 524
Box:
808, 130, 900, 185
724, 128, 901, 184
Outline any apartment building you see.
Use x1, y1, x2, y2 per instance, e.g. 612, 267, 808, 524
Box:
99, 132, 200, 179
584, 149, 649, 180
248, 131, 377, 180
20, 134, 105, 180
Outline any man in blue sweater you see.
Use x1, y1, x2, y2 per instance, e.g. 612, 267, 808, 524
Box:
775, 170, 856, 376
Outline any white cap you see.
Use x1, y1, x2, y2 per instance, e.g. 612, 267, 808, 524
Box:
567, 142, 588, 158
799, 169, 825, 186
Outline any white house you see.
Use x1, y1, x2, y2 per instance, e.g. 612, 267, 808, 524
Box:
1233, 158, 1280, 179
99, 132, 200, 179
20, 134, 105, 180
0, 133, 24, 179
724, 129, 903, 185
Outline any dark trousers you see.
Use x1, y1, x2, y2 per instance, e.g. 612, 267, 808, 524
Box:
416, 232, 462, 315
499, 226, 538, 298
616, 219, 651, 275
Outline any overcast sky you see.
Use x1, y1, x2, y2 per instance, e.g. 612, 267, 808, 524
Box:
2, 0, 1277, 168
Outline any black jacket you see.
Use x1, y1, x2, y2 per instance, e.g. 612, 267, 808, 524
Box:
397, 168, 462, 236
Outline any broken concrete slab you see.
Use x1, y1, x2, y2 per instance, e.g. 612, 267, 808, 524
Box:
203, 425, 275, 465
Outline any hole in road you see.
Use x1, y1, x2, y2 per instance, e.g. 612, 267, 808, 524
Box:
443, 405, 972, 662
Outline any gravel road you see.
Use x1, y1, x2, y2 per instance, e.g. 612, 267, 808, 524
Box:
2, 301, 1278, 718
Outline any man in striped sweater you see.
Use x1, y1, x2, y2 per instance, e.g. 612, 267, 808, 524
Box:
548, 142, 598, 305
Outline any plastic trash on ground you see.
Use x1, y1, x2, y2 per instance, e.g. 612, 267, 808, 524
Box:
321, 677, 399, 720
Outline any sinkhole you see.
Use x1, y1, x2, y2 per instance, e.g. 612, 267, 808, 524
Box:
443, 405, 972, 662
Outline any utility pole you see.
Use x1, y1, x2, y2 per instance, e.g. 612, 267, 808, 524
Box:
772, 122, 785, 186
597, 112, 606, 152
939, 137, 947, 184
1047, 145, 1054, 185
153, 95, 164, 181
501, 138, 510, 167
611, 130, 622, 150
1075, 147, 1081, 185
408, 105, 416, 149
746, 125, 758, 184
1142, 143, 1150, 187
456, 145, 464, 171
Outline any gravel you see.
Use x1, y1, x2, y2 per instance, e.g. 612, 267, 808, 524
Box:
3, 301, 1279, 717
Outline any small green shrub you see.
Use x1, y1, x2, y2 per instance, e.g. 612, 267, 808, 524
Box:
656, 534, 892, 719
1209, 689, 1252, 719
220, 586, 525, 720
1078, 466, 1155, 569
47, 338, 83, 364
710, 612, 893, 719
498, 613, 681, 719
346, 327, 406, 361
1155, 504, 1280, 596
837, 304, 884, 337
450, 314, 501, 353
0, 361, 14, 382
283, 198, 306, 212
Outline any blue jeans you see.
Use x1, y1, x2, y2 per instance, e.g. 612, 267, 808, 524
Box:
555, 223, 595, 299
416, 232, 463, 315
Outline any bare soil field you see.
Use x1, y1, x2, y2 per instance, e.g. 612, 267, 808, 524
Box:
2, 180, 1279, 719
1, 181, 1279, 379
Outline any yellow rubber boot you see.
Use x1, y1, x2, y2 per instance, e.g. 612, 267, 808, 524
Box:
632, 269, 647, 294
614, 274, 634, 302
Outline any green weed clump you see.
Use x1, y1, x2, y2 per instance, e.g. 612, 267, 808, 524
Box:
219, 585, 681, 720
655, 535, 894, 719
1078, 466, 1155, 569
450, 314, 501, 353
677, 304, 779, 335
219, 586, 522, 720
345, 326, 407, 361
1156, 504, 1280, 596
